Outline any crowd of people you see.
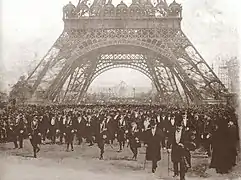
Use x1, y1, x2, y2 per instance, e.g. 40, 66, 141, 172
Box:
0, 103, 239, 179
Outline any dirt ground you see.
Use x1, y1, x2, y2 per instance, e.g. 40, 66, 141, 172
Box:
0, 140, 241, 180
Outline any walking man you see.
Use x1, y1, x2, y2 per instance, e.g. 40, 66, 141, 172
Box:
144, 120, 163, 173
28, 117, 41, 158
167, 121, 196, 180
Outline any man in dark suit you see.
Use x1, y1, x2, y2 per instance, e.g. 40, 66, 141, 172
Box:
227, 120, 239, 168
160, 113, 168, 149
40, 113, 49, 143
58, 114, 66, 144
15, 115, 25, 148
106, 115, 115, 144
144, 120, 163, 173
64, 116, 75, 152
117, 115, 127, 152
49, 115, 57, 144
85, 115, 94, 146
76, 113, 85, 145
127, 122, 141, 160
28, 117, 41, 158
64, 117, 75, 151
201, 118, 214, 157
166, 114, 176, 145
167, 121, 196, 180
8, 122, 18, 148
96, 118, 108, 160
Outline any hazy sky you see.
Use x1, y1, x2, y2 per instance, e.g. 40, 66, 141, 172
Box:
1, 0, 240, 92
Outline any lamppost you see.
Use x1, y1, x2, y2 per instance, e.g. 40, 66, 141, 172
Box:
133, 87, 136, 98
108, 88, 111, 101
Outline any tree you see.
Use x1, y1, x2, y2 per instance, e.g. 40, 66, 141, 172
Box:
9, 76, 32, 105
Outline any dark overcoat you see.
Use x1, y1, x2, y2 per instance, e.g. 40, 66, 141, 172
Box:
106, 118, 115, 141
117, 120, 127, 142
77, 118, 85, 137
29, 123, 41, 145
144, 128, 163, 161
127, 128, 141, 148
65, 126, 75, 143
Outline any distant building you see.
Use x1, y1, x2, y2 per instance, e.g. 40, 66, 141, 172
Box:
218, 59, 230, 89
218, 57, 240, 94
88, 81, 152, 99
118, 81, 128, 97
226, 57, 240, 93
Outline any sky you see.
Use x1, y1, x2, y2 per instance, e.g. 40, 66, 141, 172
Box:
1, 0, 240, 92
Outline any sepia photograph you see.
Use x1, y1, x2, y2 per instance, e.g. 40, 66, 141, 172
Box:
0, 0, 240, 179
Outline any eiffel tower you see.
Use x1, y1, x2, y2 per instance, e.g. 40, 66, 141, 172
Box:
11, 0, 228, 105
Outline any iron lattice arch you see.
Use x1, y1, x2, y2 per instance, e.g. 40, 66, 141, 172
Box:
12, 0, 228, 105
61, 52, 184, 104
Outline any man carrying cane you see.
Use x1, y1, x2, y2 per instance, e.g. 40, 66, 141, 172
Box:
144, 120, 163, 173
